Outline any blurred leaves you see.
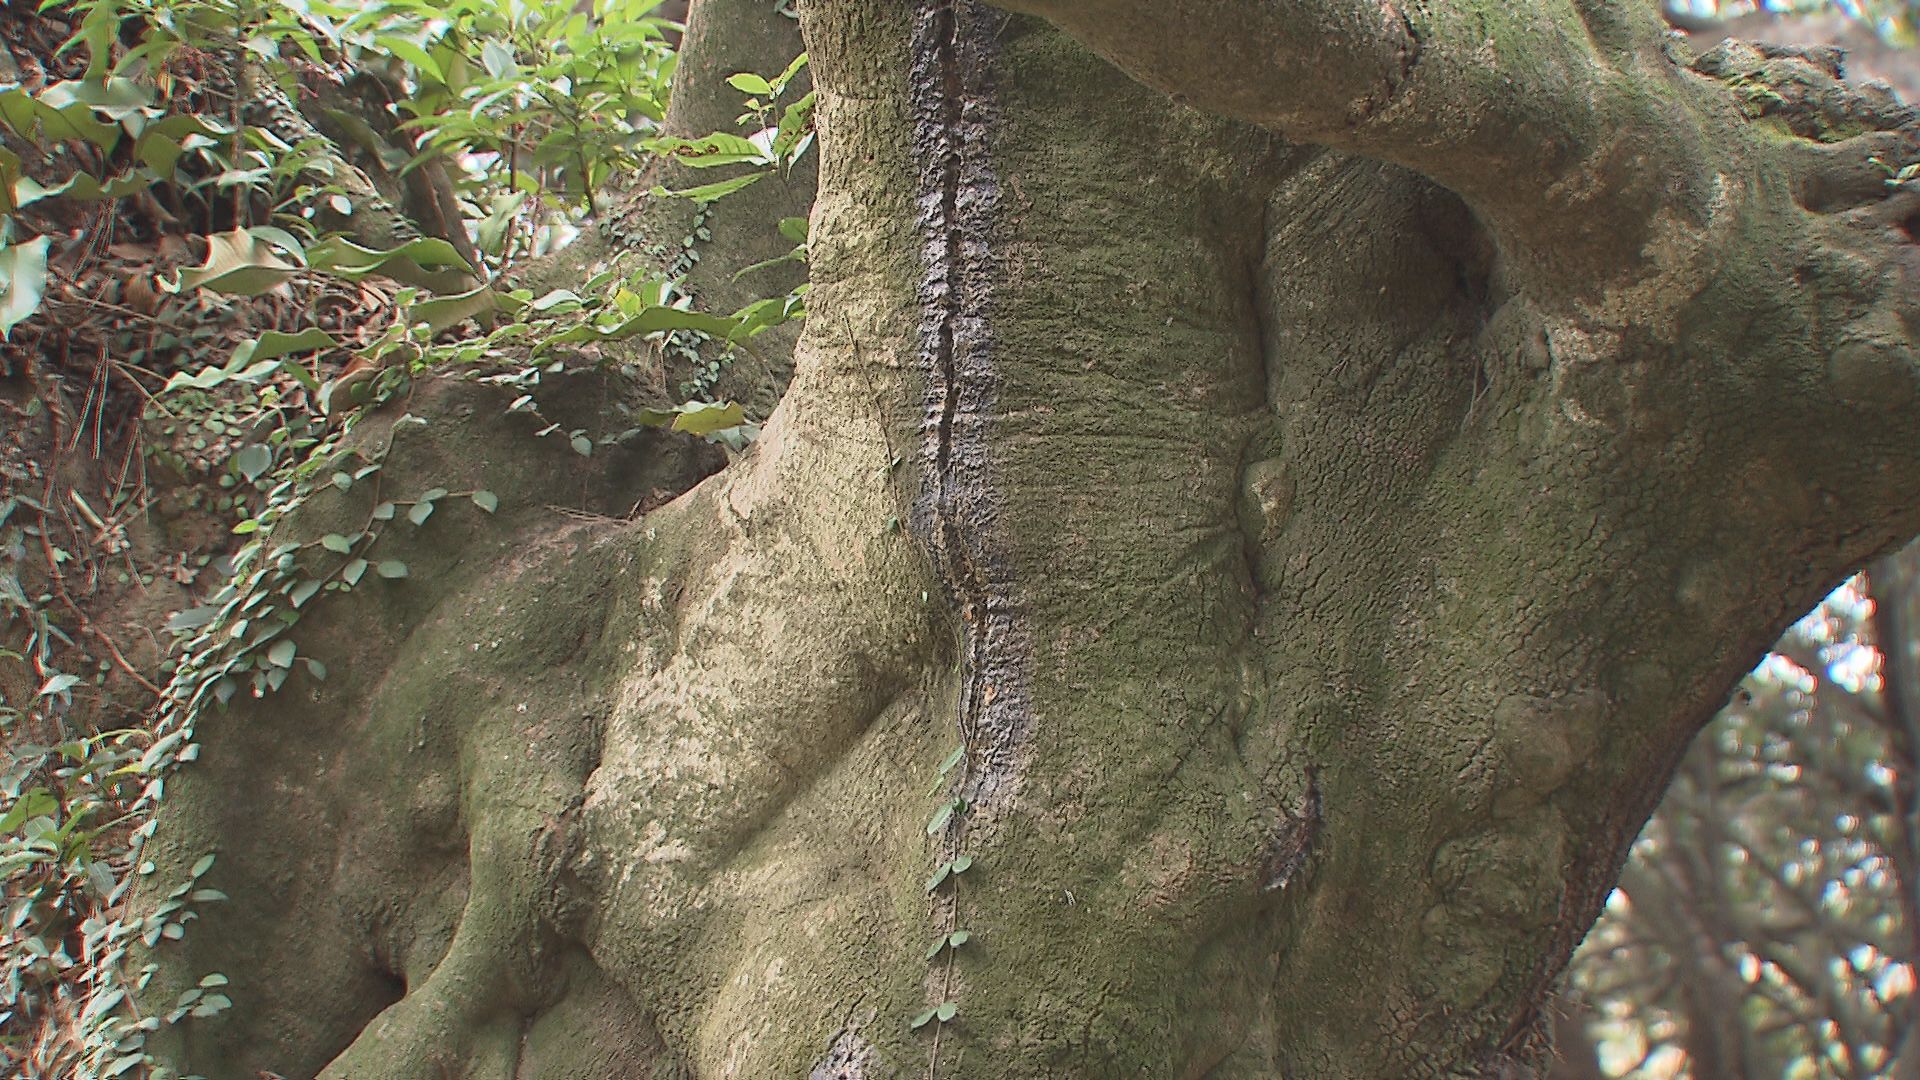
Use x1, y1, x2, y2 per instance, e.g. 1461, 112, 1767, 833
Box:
1566, 548, 1920, 1079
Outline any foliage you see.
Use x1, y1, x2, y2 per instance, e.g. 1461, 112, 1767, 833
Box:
917, 739, 974, 1074
1565, 554, 1919, 1078
0, 0, 818, 1069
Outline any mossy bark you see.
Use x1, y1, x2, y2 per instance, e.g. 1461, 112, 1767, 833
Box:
136, 1, 1920, 1077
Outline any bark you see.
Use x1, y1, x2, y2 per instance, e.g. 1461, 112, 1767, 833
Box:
1543, 998, 1606, 1080
133, 1, 1920, 1078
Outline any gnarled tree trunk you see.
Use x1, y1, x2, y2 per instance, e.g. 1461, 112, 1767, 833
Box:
137, 1, 1920, 1077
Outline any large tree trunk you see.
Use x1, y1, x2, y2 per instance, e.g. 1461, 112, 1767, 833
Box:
134, 1, 1920, 1077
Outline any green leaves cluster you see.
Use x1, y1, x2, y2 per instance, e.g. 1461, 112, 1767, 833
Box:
924, 853, 972, 894
0, 607, 230, 1078
166, 446, 505, 714
910, 1000, 959, 1031
359, 0, 679, 237
0, 5, 807, 1068
648, 54, 814, 205
0, 70, 236, 337
918, 742, 976, 1053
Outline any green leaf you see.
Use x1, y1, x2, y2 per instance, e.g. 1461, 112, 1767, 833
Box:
541, 305, 744, 350
481, 40, 519, 79
179, 229, 298, 295
950, 854, 973, 874
772, 52, 810, 94
342, 559, 369, 586
132, 112, 230, 175
372, 502, 397, 521
38, 673, 80, 697
470, 490, 499, 513
925, 936, 948, 960
375, 34, 444, 83
570, 434, 594, 457
290, 580, 322, 608
948, 929, 970, 948
320, 533, 354, 554
190, 854, 215, 878
937, 746, 965, 776
408, 285, 499, 332
936, 1002, 958, 1023
649, 171, 763, 204
167, 605, 219, 633
41, 75, 152, 117
306, 235, 473, 292
331, 471, 353, 492
476, 191, 530, 257
910, 1008, 937, 1031
0, 86, 118, 150
0, 236, 50, 338
376, 560, 409, 580
407, 501, 435, 526
246, 227, 309, 262
926, 800, 956, 836
0, 789, 57, 833
233, 327, 337, 371
16, 167, 163, 208
529, 289, 581, 313
925, 863, 952, 893
644, 132, 767, 169
672, 401, 746, 436
778, 216, 809, 244
265, 640, 296, 669
772, 92, 817, 162
231, 444, 273, 482
727, 72, 773, 96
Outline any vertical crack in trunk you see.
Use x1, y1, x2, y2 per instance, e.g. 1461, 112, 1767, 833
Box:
907, 0, 1032, 809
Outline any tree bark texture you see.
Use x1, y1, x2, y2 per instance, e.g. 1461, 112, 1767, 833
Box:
136, 1, 1920, 1077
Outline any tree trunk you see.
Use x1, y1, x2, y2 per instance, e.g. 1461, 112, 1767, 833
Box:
134, 1, 1920, 1077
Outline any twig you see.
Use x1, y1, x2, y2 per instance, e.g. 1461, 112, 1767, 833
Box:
34, 493, 162, 699
846, 313, 901, 471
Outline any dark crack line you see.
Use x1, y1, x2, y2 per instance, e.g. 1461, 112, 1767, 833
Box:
909, 0, 1029, 805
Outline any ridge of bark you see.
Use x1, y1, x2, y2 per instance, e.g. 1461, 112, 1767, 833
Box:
908, 0, 1032, 809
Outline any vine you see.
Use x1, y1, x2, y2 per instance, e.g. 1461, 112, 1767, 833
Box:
916, 740, 974, 1077
0, 2, 815, 1070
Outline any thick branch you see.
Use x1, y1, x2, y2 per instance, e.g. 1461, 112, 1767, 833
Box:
989, 0, 1417, 139
991, 0, 1734, 282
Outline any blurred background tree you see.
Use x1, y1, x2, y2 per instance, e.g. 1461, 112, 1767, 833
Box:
1667, 1, 1919, 94
1556, 14, 1919, 1078
1559, 556, 1919, 1078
